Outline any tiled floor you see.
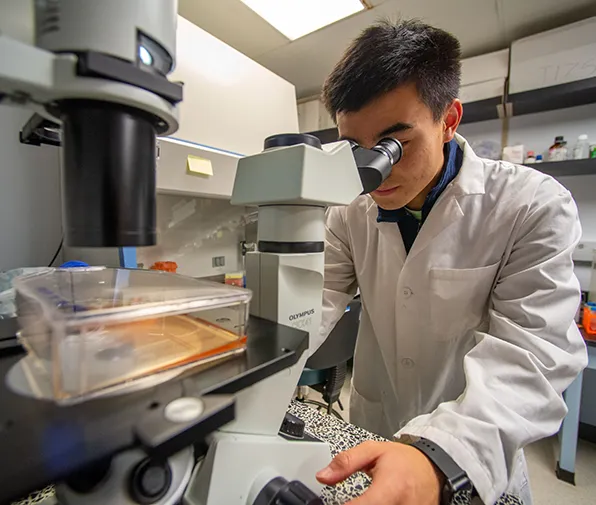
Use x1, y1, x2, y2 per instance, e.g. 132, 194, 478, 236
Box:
301, 383, 596, 504
525, 436, 596, 505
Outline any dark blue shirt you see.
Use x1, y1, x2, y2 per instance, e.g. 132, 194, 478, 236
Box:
377, 139, 463, 254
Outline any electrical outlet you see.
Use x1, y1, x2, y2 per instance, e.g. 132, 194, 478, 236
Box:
212, 256, 225, 268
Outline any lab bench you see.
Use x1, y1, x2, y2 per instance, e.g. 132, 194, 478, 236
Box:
557, 337, 596, 484
287, 401, 521, 505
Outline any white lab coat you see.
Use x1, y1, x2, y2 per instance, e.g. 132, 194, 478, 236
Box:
319, 134, 588, 505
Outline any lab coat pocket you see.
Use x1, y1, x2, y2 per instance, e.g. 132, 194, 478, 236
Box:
350, 385, 385, 436
429, 262, 500, 341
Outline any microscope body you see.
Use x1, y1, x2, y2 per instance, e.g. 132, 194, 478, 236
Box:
176, 134, 401, 505
0, 0, 402, 500
178, 137, 364, 505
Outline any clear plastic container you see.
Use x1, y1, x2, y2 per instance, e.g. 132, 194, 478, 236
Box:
572, 134, 590, 160
14, 267, 251, 403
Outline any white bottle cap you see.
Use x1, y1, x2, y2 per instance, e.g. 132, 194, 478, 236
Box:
579, 134, 588, 140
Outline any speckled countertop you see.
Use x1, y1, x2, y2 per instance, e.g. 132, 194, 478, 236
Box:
288, 400, 523, 505
12, 402, 522, 505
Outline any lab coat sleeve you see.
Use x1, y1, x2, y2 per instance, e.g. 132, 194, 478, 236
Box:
314, 207, 358, 353
397, 180, 588, 504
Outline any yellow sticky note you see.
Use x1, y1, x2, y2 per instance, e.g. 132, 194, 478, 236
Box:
187, 155, 213, 176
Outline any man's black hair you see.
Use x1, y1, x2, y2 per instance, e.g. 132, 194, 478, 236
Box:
322, 19, 462, 122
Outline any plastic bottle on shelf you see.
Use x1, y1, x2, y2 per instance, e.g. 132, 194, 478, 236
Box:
548, 136, 567, 161
572, 135, 590, 160
560, 141, 568, 161
590, 144, 596, 159
524, 151, 536, 164
534, 154, 543, 163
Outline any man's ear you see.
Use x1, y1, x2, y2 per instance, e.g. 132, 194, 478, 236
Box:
443, 99, 463, 142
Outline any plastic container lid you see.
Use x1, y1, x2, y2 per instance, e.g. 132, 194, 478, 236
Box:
555, 136, 564, 142
14, 267, 252, 403
578, 134, 589, 140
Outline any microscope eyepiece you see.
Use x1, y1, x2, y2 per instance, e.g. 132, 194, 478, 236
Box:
351, 137, 403, 194
372, 137, 403, 166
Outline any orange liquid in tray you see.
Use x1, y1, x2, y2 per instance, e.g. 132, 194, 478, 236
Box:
90, 314, 247, 381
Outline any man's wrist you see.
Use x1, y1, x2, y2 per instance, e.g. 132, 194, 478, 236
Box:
408, 437, 472, 505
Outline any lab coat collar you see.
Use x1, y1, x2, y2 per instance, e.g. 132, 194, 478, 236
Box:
450, 133, 486, 197
365, 198, 408, 264
366, 133, 485, 264
405, 134, 485, 261
366, 133, 485, 218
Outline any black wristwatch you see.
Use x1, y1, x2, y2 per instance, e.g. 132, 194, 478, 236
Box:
409, 437, 473, 505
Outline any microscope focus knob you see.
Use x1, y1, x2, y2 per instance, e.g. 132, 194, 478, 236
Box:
253, 476, 323, 505
279, 412, 306, 439
128, 458, 172, 504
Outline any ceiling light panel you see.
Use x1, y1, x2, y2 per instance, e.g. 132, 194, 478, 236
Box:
240, 0, 365, 40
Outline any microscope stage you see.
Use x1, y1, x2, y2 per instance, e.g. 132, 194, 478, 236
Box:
0, 317, 308, 505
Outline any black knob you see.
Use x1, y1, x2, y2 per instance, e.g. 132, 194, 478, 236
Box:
280, 412, 305, 439
253, 477, 323, 505
128, 458, 172, 504
264, 133, 322, 151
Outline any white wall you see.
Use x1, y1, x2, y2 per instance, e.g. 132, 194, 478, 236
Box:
459, 103, 596, 290
172, 16, 299, 156
0, 106, 63, 271
137, 195, 249, 278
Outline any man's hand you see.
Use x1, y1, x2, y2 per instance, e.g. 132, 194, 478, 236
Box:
316, 441, 444, 505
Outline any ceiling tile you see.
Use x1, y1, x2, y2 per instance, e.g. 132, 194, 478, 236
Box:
178, 0, 289, 59
256, 0, 505, 98
497, 0, 596, 42
180, 0, 596, 100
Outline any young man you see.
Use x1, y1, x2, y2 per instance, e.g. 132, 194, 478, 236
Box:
314, 20, 587, 505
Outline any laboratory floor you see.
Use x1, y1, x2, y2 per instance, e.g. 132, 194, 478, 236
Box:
302, 383, 596, 504
525, 436, 596, 505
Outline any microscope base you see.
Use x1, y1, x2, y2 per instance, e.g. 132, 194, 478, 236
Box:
184, 432, 332, 505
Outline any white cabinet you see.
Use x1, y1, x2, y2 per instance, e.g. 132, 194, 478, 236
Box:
509, 17, 596, 94
156, 137, 240, 199
156, 16, 301, 198
297, 99, 334, 133
460, 49, 509, 103
171, 16, 299, 156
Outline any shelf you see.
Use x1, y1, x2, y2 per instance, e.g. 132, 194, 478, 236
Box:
526, 158, 596, 177
306, 77, 596, 134
508, 77, 596, 117
461, 97, 503, 124
306, 97, 504, 141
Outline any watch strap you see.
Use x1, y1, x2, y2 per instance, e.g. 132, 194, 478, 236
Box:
410, 438, 472, 503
